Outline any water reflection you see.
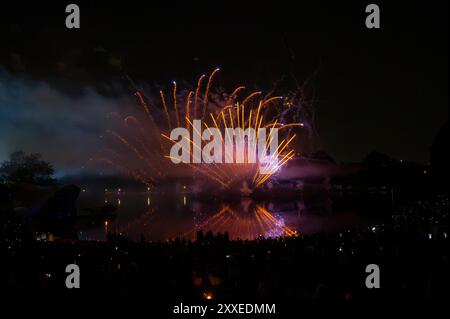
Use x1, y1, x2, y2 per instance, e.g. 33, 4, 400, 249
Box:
185, 202, 298, 240
110, 196, 299, 241
77, 191, 386, 242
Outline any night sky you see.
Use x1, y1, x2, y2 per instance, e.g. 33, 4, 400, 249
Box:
0, 0, 448, 173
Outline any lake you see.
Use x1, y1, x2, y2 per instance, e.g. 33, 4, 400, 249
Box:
75, 188, 393, 241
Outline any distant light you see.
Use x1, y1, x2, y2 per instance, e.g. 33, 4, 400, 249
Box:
104, 220, 108, 227
203, 292, 214, 300
147, 187, 151, 191
105, 188, 108, 192
183, 196, 187, 206
82, 189, 86, 192
428, 233, 432, 240
371, 226, 376, 232
423, 170, 427, 174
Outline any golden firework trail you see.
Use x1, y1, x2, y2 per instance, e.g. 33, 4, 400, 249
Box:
100, 69, 304, 190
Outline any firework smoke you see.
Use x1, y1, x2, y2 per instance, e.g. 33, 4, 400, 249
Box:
98, 69, 312, 192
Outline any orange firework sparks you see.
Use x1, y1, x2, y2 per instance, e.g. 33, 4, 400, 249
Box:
98, 69, 307, 191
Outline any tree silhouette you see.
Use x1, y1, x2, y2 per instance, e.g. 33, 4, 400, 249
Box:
0, 151, 55, 185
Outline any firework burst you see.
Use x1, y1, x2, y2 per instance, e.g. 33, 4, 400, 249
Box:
96, 69, 309, 191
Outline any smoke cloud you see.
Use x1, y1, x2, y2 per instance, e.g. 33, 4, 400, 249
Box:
0, 70, 132, 175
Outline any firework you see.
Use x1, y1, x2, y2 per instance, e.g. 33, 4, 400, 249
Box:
97, 69, 307, 191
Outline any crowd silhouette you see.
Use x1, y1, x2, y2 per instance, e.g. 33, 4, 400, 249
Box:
1, 196, 448, 299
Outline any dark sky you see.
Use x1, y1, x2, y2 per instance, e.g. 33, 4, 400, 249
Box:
0, 0, 448, 171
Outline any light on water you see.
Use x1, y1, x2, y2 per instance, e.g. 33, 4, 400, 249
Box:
78, 190, 389, 242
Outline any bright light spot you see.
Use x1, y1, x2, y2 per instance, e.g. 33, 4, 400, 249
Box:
203, 292, 214, 300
